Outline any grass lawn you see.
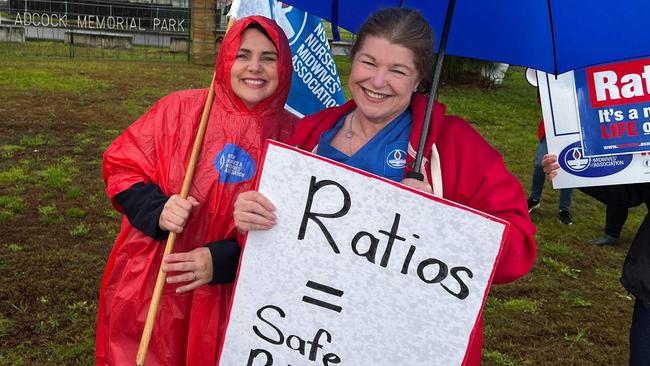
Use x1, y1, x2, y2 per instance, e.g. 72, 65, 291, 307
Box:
0, 51, 641, 365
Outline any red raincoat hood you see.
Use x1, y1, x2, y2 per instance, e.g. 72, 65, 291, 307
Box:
214, 16, 292, 116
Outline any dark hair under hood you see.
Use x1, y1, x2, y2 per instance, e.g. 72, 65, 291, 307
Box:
214, 16, 293, 115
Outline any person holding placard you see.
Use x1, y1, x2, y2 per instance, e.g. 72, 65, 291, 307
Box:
95, 17, 296, 366
543, 154, 650, 365
527, 119, 574, 225
234, 7, 536, 365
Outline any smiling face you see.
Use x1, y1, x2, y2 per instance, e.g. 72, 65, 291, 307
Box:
230, 27, 279, 110
349, 35, 421, 126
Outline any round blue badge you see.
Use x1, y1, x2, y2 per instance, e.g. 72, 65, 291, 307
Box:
558, 141, 632, 177
386, 149, 407, 169
214, 144, 256, 183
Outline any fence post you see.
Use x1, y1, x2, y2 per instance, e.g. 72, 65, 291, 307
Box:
190, 0, 215, 65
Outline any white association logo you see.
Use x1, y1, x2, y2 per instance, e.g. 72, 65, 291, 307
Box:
563, 147, 590, 172
273, 1, 307, 46
386, 149, 407, 169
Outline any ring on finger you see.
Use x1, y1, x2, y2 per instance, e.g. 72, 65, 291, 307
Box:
192, 271, 197, 281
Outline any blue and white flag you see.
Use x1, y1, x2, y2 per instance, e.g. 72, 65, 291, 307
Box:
228, 0, 346, 117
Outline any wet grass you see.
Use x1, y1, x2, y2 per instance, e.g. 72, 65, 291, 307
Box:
0, 54, 641, 365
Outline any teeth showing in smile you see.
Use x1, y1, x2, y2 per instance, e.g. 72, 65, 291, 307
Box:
244, 79, 265, 86
363, 87, 388, 99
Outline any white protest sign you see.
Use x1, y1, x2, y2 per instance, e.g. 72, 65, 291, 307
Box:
218, 141, 508, 366
537, 67, 650, 189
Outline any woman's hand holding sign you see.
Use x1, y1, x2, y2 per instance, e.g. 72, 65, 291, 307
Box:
234, 191, 277, 232
541, 154, 560, 180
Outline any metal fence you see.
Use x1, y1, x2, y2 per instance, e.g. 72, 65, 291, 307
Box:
0, 0, 225, 62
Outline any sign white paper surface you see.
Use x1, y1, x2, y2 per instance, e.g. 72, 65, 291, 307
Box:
538, 70, 650, 188
219, 142, 507, 366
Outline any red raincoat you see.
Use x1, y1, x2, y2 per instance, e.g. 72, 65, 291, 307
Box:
95, 17, 296, 366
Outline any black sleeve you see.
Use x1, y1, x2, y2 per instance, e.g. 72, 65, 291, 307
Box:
114, 182, 170, 241
207, 239, 241, 285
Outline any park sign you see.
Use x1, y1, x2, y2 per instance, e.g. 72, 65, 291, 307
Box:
218, 141, 508, 365
537, 58, 650, 188
2, 0, 189, 34
7, 12, 187, 32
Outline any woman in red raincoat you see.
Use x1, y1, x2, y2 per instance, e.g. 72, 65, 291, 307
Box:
95, 16, 296, 366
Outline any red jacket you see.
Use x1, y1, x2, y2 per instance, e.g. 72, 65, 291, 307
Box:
289, 94, 536, 365
96, 17, 296, 366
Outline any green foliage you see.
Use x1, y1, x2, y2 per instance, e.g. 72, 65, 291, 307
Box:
0, 144, 25, 158
0, 67, 108, 94
103, 209, 121, 219
38, 204, 63, 224
0, 196, 26, 212
540, 241, 580, 257
501, 298, 541, 315
48, 334, 95, 364
67, 301, 96, 320
66, 207, 87, 219
99, 222, 119, 239
333, 56, 351, 99
70, 223, 90, 237
321, 21, 356, 42
541, 257, 581, 279
67, 186, 82, 199
72, 133, 94, 146
0, 196, 26, 220
38, 165, 72, 191
47, 316, 60, 329
571, 297, 593, 308
0, 166, 28, 185
483, 350, 519, 366
486, 297, 541, 316
7, 243, 22, 253
20, 134, 46, 147
0, 315, 13, 337
441, 56, 492, 85
58, 156, 76, 165
564, 328, 594, 347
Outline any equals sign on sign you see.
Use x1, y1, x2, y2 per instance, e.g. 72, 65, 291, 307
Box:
302, 280, 344, 313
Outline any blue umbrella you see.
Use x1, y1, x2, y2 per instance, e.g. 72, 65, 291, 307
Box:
282, 0, 650, 177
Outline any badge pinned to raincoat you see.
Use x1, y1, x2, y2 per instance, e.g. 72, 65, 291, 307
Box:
214, 143, 256, 183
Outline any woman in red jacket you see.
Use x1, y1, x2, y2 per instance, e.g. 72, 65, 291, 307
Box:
96, 17, 296, 366
234, 8, 536, 365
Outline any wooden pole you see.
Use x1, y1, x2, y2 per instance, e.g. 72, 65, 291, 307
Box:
135, 15, 236, 366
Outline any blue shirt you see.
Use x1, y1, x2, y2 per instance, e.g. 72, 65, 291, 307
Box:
317, 110, 412, 182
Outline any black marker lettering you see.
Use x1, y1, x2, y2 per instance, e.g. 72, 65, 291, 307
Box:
441, 266, 473, 300
351, 231, 379, 263
377, 213, 406, 267
298, 176, 351, 254
253, 305, 285, 345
